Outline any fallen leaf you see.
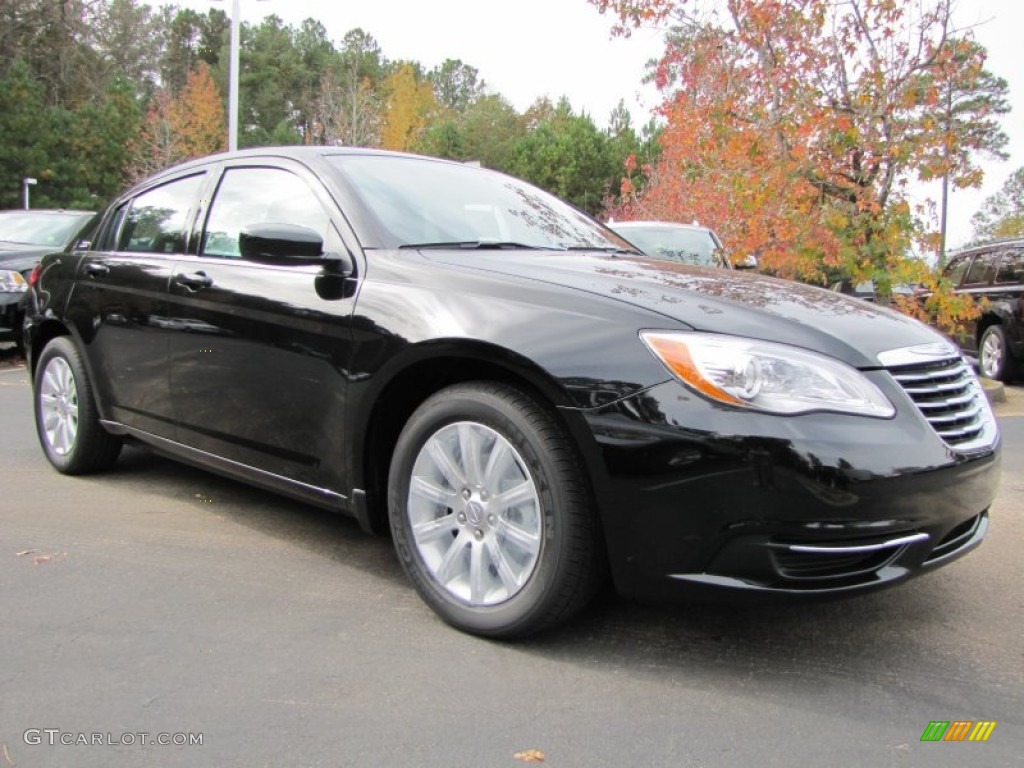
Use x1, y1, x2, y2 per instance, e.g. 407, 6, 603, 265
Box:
33, 552, 67, 565
513, 749, 545, 763
16, 549, 38, 557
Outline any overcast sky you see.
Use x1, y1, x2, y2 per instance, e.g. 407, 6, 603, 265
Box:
182, 0, 1022, 249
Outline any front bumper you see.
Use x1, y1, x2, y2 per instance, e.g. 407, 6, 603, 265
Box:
0, 291, 27, 343
578, 377, 1001, 602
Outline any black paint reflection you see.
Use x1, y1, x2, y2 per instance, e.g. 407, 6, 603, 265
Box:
166, 257, 356, 489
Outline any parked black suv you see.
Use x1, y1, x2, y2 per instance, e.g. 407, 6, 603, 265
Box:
943, 239, 1024, 381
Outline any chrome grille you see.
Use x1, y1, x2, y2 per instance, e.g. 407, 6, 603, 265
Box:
887, 357, 991, 448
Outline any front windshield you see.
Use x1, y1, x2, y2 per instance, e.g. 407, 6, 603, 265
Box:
617, 226, 722, 267
0, 212, 90, 247
329, 155, 633, 251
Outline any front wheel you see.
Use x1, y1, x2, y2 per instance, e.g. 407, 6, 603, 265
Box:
978, 325, 1017, 382
34, 336, 123, 474
388, 382, 603, 638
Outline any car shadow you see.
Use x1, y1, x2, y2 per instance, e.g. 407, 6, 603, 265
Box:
505, 568, 1015, 709
89, 445, 406, 586
0, 343, 25, 369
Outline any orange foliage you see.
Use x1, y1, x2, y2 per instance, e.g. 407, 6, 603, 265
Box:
131, 62, 226, 181
381, 64, 437, 152
169, 62, 227, 159
592, 0, 1002, 330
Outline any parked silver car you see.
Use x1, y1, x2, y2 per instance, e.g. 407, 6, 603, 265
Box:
608, 221, 731, 269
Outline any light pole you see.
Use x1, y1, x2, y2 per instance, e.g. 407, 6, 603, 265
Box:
228, 0, 240, 152
215, 0, 270, 152
22, 178, 37, 210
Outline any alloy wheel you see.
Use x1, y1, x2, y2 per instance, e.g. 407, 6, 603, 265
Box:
39, 357, 79, 456
980, 331, 1003, 379
407, 421, 542, 606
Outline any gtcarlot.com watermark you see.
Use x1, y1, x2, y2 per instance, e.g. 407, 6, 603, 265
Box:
23, 729, 203, 747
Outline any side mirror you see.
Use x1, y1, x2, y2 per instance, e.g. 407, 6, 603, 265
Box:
239, 223, 324, 261
735, 254, 758, 271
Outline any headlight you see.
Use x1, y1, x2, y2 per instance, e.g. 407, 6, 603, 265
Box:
641, 331, 895, 418
0, 269, 28, 293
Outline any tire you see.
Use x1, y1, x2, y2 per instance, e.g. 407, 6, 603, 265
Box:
388, 382, 603, 638
978, 325, 1017, 382
34, 336, 123, 474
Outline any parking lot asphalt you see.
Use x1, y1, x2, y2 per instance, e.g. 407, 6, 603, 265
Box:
1, 361, 1022, 768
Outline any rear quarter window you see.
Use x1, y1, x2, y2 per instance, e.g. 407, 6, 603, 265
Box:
994, 248, 1024, 284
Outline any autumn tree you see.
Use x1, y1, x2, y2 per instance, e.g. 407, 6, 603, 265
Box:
131, 62, 226, 181
590, 0, 1010, 321
173, 62, 227, 157
380, 62, 437, 151
604, 99, 660, 213
522, 96, 557, 131
971, 168, 1024, 242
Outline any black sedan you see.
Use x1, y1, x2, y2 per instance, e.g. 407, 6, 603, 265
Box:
25, 148, 1000, 638
0, 209, 95, 348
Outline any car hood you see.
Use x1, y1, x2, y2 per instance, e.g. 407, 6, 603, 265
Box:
423, 250, 949, 369
0, 243, 53, 273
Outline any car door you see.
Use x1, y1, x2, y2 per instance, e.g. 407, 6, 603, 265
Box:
167, 160, 360, 501
66, 172, 205, 437
956, 249, 1000, 356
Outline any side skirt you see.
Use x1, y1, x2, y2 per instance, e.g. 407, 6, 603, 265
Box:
100, 420, 349, 514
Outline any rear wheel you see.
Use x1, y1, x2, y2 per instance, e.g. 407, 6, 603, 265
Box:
388, 382, 602, 638
34, 336, 122, 474
978, 325, 1017, 382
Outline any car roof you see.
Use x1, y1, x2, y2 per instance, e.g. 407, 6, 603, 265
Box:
948, 237, 1024, 257
151, 145, 457, 173
609, 220, 714, 233
118, 146, 476, 198
0, 209, 95, 216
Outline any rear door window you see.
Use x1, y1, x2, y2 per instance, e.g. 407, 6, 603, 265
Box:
117, 174, 204, 254
944, 254, 971, 287
962, 251, 998, 286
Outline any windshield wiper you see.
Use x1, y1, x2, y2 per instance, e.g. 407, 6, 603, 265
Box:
399, 240, 561, 250
564, 245, 642, 256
